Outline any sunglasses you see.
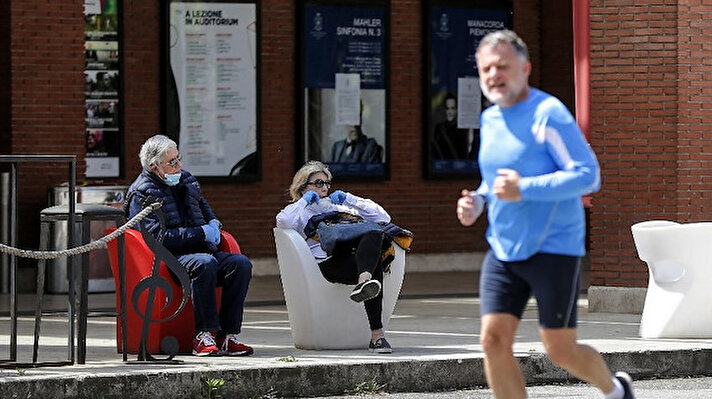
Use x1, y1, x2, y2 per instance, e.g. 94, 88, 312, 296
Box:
306, 179, 332, 188
165, 154, 182, 168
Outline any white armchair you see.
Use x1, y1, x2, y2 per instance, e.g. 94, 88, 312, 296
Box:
273, 227, 405, 349
631, 220, 712, 338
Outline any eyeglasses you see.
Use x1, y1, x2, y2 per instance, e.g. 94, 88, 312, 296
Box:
306, 179, 332, 188
165, 154, 182, 168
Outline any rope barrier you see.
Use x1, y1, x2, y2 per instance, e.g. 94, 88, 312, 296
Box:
0, 202, 162, 260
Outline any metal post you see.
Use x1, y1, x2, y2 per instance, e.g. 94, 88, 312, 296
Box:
9, 163, 17, 361
118, 234, 127, 362
67, 159, 76, 363
0, 172, 9, 293
0, 155, 77, 367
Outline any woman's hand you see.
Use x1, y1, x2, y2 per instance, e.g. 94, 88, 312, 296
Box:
302, 190, 319, 205
329, 190, 347, 205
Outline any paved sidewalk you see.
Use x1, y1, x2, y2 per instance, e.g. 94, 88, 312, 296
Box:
1, 272, 711, 398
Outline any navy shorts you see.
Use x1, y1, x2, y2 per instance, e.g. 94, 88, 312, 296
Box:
480, 251, 581, 328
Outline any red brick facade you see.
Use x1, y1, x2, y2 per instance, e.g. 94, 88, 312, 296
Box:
587, 1, 707, 288
3, 0, 676, 292
4, 0, 86, 273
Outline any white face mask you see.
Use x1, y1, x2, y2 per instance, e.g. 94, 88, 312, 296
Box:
163, 172, 181, 186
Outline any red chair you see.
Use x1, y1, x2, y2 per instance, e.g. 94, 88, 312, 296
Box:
106, 228, 241, 354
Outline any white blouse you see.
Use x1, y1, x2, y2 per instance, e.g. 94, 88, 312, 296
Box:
275, 192, 390, 259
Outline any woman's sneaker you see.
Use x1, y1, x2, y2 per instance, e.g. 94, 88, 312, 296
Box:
218, 334, 254, 356
192, 331, 219, 356
368, 337, 392, 354
350, 279, 381, 302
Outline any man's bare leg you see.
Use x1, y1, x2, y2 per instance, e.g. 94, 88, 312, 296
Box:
540, 328, 615, 394
480, 313, 526, 399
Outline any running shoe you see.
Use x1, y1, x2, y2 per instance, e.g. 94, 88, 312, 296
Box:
218, 334, 254, 356
615, 371, 636, 399
192, 331, 219, 356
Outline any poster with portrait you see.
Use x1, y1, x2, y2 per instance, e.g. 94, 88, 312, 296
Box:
300, 0, 389, 180
84, 0, 123, 178
165, 1, 260, 181
425, 0, 511, 180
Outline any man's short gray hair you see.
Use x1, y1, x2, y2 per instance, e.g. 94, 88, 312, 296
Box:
139, 134, 177, 171
476, 29, 529, 61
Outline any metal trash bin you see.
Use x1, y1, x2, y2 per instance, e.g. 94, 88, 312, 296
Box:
47, 185, 127, 294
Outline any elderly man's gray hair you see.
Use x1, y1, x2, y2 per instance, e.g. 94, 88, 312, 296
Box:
139, 134, 178, 171
476, 29, 530, 61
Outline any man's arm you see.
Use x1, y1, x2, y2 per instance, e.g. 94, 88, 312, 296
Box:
198, 196, 219, 222
128, 192, 161, 236
360, 137, 383, 163
129, 190, 206, 251
331, 141, 343, 162
518, 104, 600, 201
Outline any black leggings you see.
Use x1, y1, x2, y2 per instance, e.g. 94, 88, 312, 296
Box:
318, 230, 389, 331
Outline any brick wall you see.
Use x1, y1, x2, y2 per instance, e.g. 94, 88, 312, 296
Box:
7, 0, 582, 287
0, 0, 9, 153
123, 0, 162, 172
9, 0, 86, 275
514, 1, 542, 88
115, 0, 497, 261
588, 1, 707, 288
540, 1, 574, 110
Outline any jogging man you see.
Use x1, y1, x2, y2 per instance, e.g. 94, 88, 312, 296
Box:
457, 30, 635, 399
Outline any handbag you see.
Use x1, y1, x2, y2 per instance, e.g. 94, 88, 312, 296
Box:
316, 220, 383, 254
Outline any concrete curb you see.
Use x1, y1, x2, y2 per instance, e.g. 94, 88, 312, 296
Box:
588, 286, 647, 314
2, 349, 712, 398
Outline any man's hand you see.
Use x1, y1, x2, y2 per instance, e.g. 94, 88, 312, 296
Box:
493, 168, 522, 201
208, 219, 222, 245
201, 223, 221, 245
457, 189, 485, 226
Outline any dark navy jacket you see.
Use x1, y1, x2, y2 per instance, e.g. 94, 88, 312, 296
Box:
125, 170, 218, 255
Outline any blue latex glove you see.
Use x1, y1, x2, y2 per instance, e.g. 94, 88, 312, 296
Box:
329, 190, 347, 205
302, 190, 319, 205
201, 223, 220, 245
208, 219, 222, 245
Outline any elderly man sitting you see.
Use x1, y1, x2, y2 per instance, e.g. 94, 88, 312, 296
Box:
125, 134, 253, 356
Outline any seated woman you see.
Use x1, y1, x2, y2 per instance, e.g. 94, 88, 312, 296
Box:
276, 160, 394, 353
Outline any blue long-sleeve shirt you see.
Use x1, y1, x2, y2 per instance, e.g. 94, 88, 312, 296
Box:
476, 88, 600, 261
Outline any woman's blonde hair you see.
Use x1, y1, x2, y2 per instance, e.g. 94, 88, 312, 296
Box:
288, 160, 333, 201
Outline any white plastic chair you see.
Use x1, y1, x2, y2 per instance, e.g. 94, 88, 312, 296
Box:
631, 220, 712, 338
273, 227, 405, 349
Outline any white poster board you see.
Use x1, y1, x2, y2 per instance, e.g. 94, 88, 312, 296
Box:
334, 73, 361, 126
457, 77, 480, 129
169, 2, 257, 177
84, 0, 122, 179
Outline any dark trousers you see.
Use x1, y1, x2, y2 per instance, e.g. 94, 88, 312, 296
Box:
178, 251, 253, 335
318, 230, 388, 331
